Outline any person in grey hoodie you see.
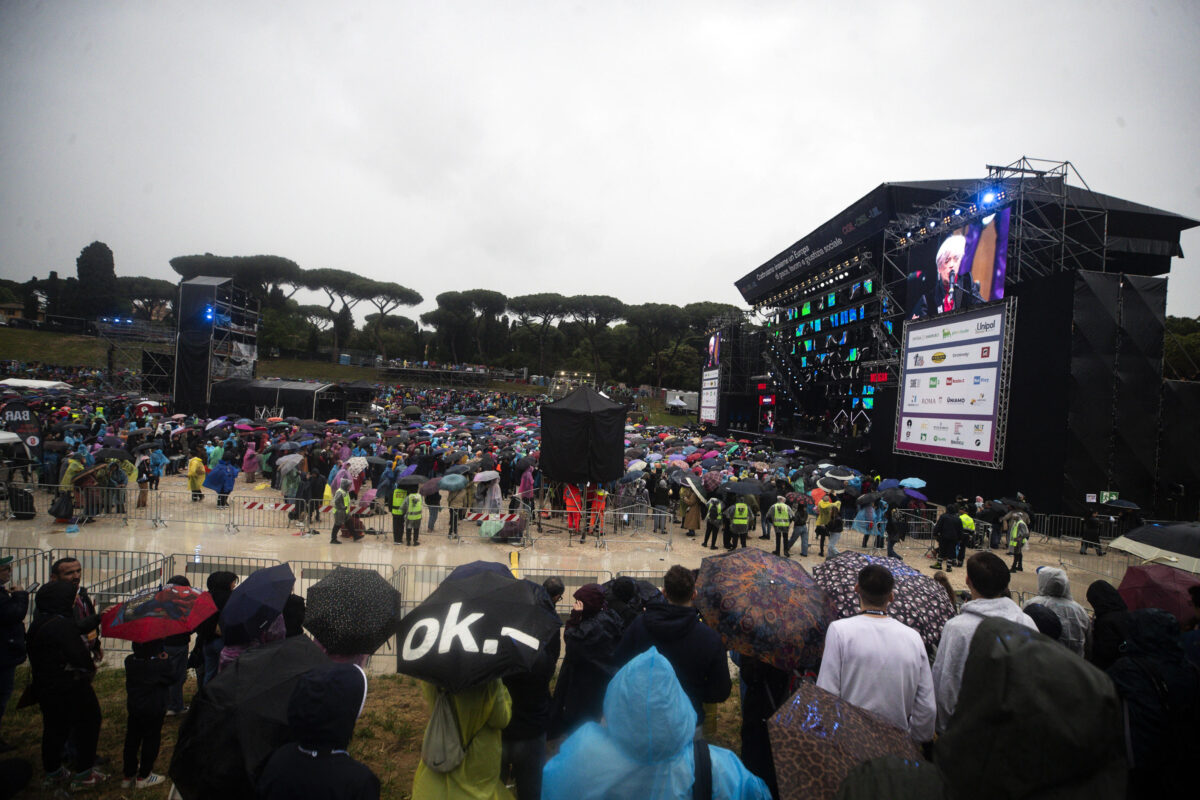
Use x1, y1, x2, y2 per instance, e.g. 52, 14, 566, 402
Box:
931, 552, 1037, 733
1021, 566, 1090, 657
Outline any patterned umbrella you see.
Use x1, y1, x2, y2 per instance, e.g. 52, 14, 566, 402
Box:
695, 548, 838, 671
345, 456, 368, 477
768, 682, 922, 800
812, 551, 955, 650
101, 585, 216, 643
304, 567, 403, 655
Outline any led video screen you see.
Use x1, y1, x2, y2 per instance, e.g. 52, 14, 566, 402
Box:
905, 207, 1010, 319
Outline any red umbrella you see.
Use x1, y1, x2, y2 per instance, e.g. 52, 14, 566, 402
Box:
1118, 564, 1200, 626
101, 585, 217, 643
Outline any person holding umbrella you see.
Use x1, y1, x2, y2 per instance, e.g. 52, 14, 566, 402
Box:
815, 493, 841, 558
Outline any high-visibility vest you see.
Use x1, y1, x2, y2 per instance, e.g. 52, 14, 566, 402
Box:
959, 513, 976, 532
732, 502, 749, 524
707, 499, 723, 520
391, 488, 409, 515
335, 491, 350, 513
772, 502, 791, 526
406, 493, 424, 521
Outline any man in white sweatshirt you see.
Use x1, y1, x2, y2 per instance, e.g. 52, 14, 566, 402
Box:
816, 564, 937, 742
931, 551, 1038, 733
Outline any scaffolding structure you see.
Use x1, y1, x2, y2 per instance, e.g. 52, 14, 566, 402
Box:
95, 319, 176, 398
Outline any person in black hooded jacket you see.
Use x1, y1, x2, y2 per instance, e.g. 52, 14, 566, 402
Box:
548, 583, 624, 739
1086, 579, 1132, 671
1106, 608, 1200, 800
501, 580, 562, 800
193, 571, 238, 690
257, 663, 379, 800
611, 565, 731, 725
26, 581, 102, 786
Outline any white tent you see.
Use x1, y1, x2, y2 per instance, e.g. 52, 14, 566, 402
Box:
0, 378, 71, 390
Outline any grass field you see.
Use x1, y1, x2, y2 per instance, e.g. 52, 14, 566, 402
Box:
0, 328, 108, 367
1, 661, 744, 799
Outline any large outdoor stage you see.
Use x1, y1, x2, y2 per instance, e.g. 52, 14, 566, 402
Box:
716, 158, 1199, 516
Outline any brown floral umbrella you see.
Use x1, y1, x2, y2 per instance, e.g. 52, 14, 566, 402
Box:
769, 682, 922, 800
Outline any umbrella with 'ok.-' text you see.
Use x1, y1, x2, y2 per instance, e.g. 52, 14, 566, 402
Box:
394, 570, 560, 692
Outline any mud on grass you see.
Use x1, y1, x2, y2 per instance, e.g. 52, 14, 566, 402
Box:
2, 667, 744, 799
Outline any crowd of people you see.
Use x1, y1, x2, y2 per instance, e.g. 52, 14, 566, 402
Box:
0, 549, 1197, 798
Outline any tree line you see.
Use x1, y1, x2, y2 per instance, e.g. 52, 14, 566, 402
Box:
3, 243, 741, 390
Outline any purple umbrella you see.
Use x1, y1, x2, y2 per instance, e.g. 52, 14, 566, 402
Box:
904, 488, 928, 502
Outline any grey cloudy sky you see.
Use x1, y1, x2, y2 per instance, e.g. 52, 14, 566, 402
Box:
2, 0, 1198, 322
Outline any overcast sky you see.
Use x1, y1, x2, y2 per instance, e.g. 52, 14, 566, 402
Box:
2, 0, 1198, 324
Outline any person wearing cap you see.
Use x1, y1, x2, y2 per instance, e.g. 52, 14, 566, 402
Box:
0, 555, 28, 753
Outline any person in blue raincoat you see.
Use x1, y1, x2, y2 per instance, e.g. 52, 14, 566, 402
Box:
541, 647, 770, 800
202, 456, 239, 508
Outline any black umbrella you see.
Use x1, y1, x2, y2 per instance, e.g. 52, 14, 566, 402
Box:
881, 487, 909, 506
1103, 498, 1140, 511
169, 636, 330, 799
857, 491, 881, 507
304, 567, 403, 655
394, 570, 560, 692
723, 480, 764, 496
445, 464, 470, 475
102, 435, 124, 447
220, 564, 296, 646
134, 440, 164, 453
42, 440, 69, 452
95, 447, 131, 461
397, 474, 427, 488
818, 476, 846, 493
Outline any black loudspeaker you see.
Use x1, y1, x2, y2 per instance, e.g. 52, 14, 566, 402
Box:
1110, 276, 1166, 509
1061, 272, 1121, 511
1158, 380, 1200, 520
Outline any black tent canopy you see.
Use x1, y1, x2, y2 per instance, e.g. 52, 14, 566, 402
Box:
539, 387, 628, 484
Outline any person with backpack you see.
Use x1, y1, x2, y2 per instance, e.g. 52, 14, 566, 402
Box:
701, 496, 723, 551
412, 678, 513, 800
541, 648, 771, 800
816, 495, 843, 559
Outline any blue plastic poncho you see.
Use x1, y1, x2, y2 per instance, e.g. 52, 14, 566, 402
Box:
541, 648, 770, 800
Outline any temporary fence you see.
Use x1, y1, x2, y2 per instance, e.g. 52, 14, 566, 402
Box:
8, 482, 132, 525
526, 506, 671, 551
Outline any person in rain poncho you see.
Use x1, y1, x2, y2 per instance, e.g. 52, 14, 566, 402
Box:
257, 663, 380, 800
187, 448, 206, 502
542, 647, 770, 800
1021, 566, 1090, 657
411, 679, 513, 800
242, 442, 260, 483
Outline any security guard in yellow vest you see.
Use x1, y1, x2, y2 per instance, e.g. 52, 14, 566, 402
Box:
769, 499, 794, 556
724, 498, 752, 549
390, 486, 409, 544
404, 492, 424, 546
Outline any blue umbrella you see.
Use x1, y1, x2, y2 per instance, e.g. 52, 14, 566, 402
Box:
220, 564, 296, 646
439, 473, 469, 491
878, 478, 901, 490
900, 477, 926, 489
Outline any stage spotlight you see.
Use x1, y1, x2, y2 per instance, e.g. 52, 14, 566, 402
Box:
954, 208, 962, 215
982, 191, 997, 205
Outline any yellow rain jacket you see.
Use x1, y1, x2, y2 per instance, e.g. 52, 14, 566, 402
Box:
187, 456, 206, 492
411, 679, 514, 800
